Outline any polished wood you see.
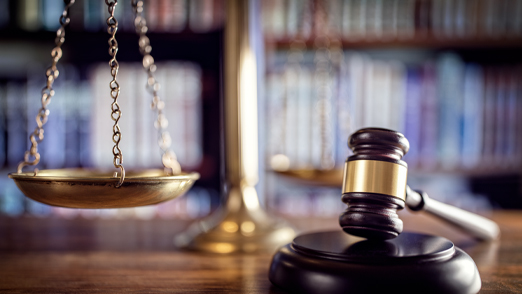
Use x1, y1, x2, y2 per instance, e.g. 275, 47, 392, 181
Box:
0, 211, 521, 293
340, 128, 409, 240
270, 231, 480, 294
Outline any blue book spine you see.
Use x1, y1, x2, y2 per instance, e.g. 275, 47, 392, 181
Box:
418, 62, 438, 170
41, 0, 65, 31
84, 0, 102, 31
436, 53, 464, 170
461, 64, 484, 169
402, 67, 421, 168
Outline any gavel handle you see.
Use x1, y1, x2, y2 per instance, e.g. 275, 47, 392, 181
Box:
405, 186, 500, 241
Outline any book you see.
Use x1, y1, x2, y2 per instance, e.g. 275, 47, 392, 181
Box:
403, 67, 421, 167
40, 64, 66, 169
189, 0, 213, 33
0, 0, 9, 29
482, 68, 497, 165
83, 0, 103, 31
418, 62, 438, 170
18, 0, 40, 31
0, 85, 5, 168
6, 83, 27, 168
161, 0, 187, 33
437, 53, 464, 170
461, 64, 484, 168
41, 0, 65, 31
77, 81, 92, 167
69, 0, 85, 31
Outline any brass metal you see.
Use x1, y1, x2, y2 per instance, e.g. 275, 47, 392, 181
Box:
106, 0, 125, 187
17, 0, 75, 174
131, 0, 182, 175
342, 160, 408, 200
274, 169, 345, 187
9, 169, 199, 209
10, 0, 198, 209
175, 0, 295, 254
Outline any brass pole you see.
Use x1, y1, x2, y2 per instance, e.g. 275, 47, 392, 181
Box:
174, 0, 295, 253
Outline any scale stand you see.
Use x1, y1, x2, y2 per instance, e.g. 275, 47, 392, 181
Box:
173, 0, 295, 253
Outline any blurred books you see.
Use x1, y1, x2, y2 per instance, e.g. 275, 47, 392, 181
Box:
0, 61, 211, 219
262, 0, 522, 41
265, 51, 522, 174
261, 0, 522, 214
1, 0, 224, 33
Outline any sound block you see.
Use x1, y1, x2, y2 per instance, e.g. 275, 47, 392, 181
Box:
269, 231, 481, 294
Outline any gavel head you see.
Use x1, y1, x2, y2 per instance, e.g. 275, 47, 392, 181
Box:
339, 128, 410, 240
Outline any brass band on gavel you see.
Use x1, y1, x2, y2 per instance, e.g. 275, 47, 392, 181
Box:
342, 159, 408, 201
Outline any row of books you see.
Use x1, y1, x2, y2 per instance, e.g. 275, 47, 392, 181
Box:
0, 174, 214, 219
0, 61, 206, 219
262, 0, 522, 41
5, 0, 224, 33
0, 61, 203, 171
266, 173, 494, 216
265, 51, 522, 173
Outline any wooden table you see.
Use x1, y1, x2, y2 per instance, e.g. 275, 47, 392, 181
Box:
1, 211, 521, 293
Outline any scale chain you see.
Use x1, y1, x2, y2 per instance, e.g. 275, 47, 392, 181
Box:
16, 0, 75, 174
131, 0, 182, 175
106, 0, 125, 187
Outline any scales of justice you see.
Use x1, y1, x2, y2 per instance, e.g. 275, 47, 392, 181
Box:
8, 1, 500, 293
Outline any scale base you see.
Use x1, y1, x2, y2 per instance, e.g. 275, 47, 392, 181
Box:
174, 207, 295, 254
269, 231, 481, 294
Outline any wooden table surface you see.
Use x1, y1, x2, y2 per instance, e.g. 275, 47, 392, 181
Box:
1, 210, 521, 293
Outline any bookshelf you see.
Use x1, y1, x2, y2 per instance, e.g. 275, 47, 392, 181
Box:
261, 0, 522, 213
266, 37, 522, 50
0, 0, 224, 218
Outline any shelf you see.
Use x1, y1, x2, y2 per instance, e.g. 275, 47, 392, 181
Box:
265, 35, 522, 50
273, 166, 522, 188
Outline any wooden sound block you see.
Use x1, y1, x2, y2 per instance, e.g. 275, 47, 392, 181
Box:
269, 231, 481, 294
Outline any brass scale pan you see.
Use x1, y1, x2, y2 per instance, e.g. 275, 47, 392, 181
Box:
9, 169, 199, 209
9, 2, 199, 209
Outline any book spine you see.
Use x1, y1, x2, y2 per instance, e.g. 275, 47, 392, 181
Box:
63, 65, 80, 168
505, 69, 518, 167
77, 81, 92, 167
69, 0, 85, 31
189, 0, 213, 32
461, 64, 484, 168
6, 82, 27, 168
183, 63, 203, 168
437, 53, 464, 170
134, 64, 153, 169
115, 63, 137, 168
482, 68, 497, 165
0, 0, 9, 28
42, 65, 66, 169
297, 68, 314, 167
41, 0, 65, 31
83, 0, 102, 31
18, 0, 41, 31
0, 85, 5, 168
403, 67, 422, 167
90, 64, 114, 169
419, 62, 438, 169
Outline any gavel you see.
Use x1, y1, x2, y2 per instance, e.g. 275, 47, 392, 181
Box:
339, 128, 500, 241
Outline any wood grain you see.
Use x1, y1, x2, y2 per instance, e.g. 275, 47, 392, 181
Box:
1, 211, 521, 293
